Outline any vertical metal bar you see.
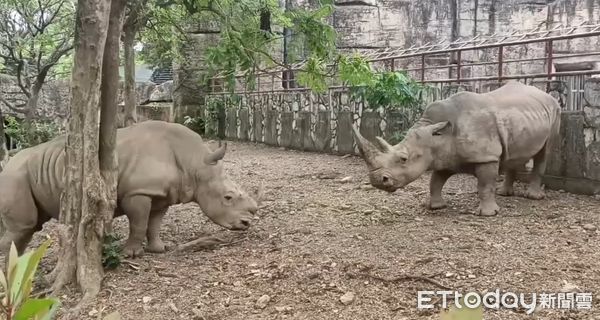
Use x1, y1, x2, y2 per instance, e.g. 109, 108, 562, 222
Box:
391, 58, 395, 72
545, 40, 553, 92
421, 54, 426, 83
498, 45, 504, 82
547, 40, 553, 80
456, 50, 462, 83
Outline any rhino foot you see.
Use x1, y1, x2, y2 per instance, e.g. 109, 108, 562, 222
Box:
497, 186, 514, 197
427, 199, 447, 210
524, 188, 545, 200
122, 244, 145, 258
146, 241, 168, 253
475, 202, 500, 216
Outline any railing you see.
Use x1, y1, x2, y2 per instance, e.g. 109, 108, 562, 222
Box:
207, 21, 600, 112
199, 23, 600, 156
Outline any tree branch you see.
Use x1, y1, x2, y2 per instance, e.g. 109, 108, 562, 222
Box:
0, 96, 26, 114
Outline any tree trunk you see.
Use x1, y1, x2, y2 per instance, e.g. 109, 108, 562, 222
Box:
51, 0, 125, 308
23, 90, 40, 146
0, 109, 6, 173
122, 16, 138, 127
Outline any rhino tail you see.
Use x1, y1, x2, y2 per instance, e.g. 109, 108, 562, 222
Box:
495, 115, 510, 163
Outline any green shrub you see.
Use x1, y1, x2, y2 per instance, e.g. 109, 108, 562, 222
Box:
4, 116, 62, 149
102, 233, 122, 270
0, 238, 60, 319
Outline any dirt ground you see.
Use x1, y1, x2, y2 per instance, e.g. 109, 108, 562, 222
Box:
32, 141, 600, 320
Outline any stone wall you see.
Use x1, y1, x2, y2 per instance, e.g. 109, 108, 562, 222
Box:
0, 74, 174, 127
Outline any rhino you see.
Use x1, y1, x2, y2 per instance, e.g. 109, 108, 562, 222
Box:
352, 81, 561, 216
0, 120, 261, 257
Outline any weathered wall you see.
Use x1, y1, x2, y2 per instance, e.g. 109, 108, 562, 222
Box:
0, 74, 173, 127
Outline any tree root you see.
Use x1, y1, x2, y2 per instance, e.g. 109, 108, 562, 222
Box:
352, 272, 453, 291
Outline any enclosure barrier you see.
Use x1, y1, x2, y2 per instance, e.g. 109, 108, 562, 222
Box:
199, 24, 600, 195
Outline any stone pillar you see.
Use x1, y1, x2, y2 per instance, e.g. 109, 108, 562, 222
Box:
336, 110, 354, 155
173, 21, 220, 123
314, 111, 331, 152
359, 111, 381, 142
265, 110, 279, 146
279, 112, 293, 148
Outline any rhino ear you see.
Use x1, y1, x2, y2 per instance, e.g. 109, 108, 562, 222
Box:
204, 142, 227, 165
428, 121, 450, 136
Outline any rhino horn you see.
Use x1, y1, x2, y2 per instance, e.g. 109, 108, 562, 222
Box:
351, 125, 381, 166
204, 142, 227, 165
374, 136, 393, 152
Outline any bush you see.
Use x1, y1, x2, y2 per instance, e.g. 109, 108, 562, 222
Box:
102, 233, 122, 270
0, 238, 60, 319
4, 116, 62, 149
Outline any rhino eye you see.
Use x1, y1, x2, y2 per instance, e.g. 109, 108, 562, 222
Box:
397, 155, 408, 163
224, 195, 233, 201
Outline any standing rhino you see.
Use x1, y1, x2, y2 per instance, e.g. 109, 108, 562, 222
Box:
352, 81, 561, 216
0, 120, 261, 257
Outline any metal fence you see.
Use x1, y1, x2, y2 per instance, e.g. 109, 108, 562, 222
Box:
202, 22, 600, 154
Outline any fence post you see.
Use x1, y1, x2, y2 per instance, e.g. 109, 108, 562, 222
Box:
420, 54, 426, 83
498, 45, 504, 82
456, 50, 462, 84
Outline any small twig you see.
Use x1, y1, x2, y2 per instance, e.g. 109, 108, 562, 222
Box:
353, 272, 453, 291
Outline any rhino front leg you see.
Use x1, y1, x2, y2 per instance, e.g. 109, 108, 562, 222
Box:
474, 162, 500, 216
428, 170, 453, 210
146, 208, 168, 253
121, 195, 151, 258
525, 146, 547, 200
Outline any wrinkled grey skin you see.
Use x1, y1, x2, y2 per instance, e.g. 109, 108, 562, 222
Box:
0, 121, 262, 257
352, 81, 561, 216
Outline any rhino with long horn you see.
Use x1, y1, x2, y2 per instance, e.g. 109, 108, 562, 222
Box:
352, 81, 561, 216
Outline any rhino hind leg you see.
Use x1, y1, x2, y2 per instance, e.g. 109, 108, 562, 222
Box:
121, 195, 152, 258
497, 169, 516, 196
474, 162, 500, 216
427, 170, 453, 210
524, 145, 548, 200
146, 208, 168, 253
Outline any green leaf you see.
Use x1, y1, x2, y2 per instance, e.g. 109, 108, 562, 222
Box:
13, 298, 59, 320
439, 297, 484, 320
104, 311, 122, 320
8, 239, 52, 309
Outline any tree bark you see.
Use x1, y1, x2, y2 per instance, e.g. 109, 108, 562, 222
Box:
0, 109, 6, 173
122, 1, 143, 127
51, 0, 125, 308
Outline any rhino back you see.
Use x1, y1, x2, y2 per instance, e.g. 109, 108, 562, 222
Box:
0, 136, 66, 219
421, 81, 560, 163
25, 136, 67, 218
116, 121, 208, 203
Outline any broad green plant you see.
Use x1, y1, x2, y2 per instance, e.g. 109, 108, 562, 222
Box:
0, 239, 60, 319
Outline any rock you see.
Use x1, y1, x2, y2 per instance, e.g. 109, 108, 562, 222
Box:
88, 309, 98, 316
275, 306, 292, 313
148, 80, 173, 102
256, 295, 271, 309
340, 176, 353, 183
362, 209, 374, 215
560, 280, 581, 293
582, 223, 597, 231
233, 281, 242, 287
445, 272, 455, 278
340, 292, 355, 305
468, 274, 476, 279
